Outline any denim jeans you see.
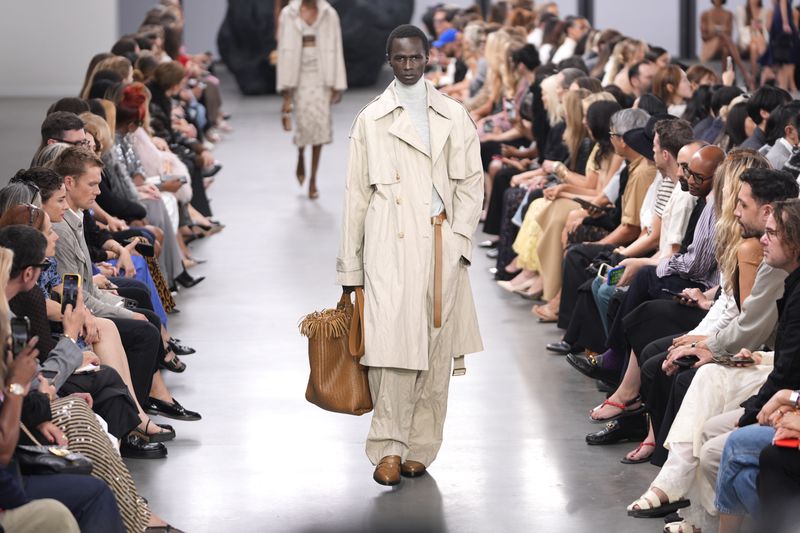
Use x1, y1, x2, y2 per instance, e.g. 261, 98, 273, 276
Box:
715, 424, 775, 515
591, 276, 616, 335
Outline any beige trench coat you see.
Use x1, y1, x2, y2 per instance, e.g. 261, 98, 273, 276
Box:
337, 81, 484, 371
276, 0, 347, 93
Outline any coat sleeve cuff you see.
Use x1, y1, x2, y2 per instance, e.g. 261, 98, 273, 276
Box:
336, 256, 364, 286
450, 222, 473, 264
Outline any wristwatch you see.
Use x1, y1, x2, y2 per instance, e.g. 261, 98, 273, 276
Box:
6, 383, 24, 396
790, 390, 800, 409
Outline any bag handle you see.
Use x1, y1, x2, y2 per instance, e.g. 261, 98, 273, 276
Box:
20, 422, 42, 446
348, 287, 365, 357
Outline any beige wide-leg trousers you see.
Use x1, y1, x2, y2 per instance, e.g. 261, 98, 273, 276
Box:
365, 220, 459, 467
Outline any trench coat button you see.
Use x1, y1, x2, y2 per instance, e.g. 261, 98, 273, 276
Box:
398, 232, 404, 239
396, 197, 402, 205
395, 172, 400, 182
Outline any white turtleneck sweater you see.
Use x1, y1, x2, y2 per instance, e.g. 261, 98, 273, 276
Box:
394, 78, 444, 217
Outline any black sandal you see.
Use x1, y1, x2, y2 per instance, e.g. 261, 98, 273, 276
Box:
132, 420, 176, 443
160, 352, 186, 373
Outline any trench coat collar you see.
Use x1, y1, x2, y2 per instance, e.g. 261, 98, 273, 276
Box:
374, 79, 453, 162
288, 0, 333, 31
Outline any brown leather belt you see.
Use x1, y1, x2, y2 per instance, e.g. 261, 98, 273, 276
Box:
302, 35, 316, 47
432, 212, 446, 328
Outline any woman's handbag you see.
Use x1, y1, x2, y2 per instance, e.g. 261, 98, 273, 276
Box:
16, 423, 93, 476
299, 288, 372, 415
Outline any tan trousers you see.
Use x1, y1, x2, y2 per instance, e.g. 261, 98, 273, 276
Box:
0, 499, 80, 533
536, 198, 580, 300
365, 221, 457, 467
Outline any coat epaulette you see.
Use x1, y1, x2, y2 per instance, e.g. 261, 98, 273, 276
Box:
348, 95, 382, 137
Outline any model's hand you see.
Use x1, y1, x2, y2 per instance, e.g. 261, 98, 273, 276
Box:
331, 90, 342, 104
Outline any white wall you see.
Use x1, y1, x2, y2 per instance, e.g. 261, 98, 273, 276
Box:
0, 0, 117, 97
594, 0, 679, 56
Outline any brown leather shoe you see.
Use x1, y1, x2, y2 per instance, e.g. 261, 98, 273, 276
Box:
400, 460, 427, 478
373, 455, 401, 486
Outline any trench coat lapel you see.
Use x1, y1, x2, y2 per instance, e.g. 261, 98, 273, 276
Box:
428, 110, 451, 164
388, 111, 430, 156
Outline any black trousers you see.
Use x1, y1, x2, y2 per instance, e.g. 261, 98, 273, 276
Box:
757, 445, 800, 533
623, 299, 707, 358
606, 266, 705, 354
107, 317, 160, 405
557, 243, 615, 329
111, 278, 166, 363
639, 334, 697, 466
58, 366, 140, 438
562, 278, 606, 353
484, 167, 522, 236
24, 474, 125, 533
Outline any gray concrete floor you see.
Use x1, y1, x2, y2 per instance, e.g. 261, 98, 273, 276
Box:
1, 72, 659, 532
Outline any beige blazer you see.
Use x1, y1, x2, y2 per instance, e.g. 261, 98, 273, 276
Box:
336, 80, 484, 371
276, 0, 347, 93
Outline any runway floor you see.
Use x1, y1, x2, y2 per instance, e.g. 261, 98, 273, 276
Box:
0, 71, 660, 532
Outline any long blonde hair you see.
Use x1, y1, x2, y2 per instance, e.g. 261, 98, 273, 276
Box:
0, 248, 14, 384
713, 148, 771, 293
563, 88, 590, 169
540, 74, 563, 126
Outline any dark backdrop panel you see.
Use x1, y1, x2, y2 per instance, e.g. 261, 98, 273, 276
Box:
218, 0, 415, 95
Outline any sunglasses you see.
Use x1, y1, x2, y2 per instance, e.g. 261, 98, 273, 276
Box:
9, 179, 40, 204
25, 258, 51, 271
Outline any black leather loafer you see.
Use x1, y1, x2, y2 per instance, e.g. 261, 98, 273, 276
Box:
168, 337, 196, 355
146, 397, 202, 421
585, 415, 647, 445
566, 353, 621, 385
120, 434, 167, 459
546, 340, 575, 355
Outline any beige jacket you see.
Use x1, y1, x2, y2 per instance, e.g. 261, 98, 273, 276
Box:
337, 80, 484, 370
276, 0, 347, 93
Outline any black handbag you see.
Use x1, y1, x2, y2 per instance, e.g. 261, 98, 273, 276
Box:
15, 423, 93, 476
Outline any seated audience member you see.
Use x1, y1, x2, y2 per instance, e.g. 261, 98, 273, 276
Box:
763, 101, 800, 171
535, 108, 653, 324
740, 85, 793, 151
50, 147, 201, 423
627, 169, 800, 532
652, 65, 694, 117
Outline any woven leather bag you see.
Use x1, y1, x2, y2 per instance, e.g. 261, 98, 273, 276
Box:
299, 288, 372, 415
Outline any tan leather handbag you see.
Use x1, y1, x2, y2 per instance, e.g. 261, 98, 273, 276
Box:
299, 288, 372, 415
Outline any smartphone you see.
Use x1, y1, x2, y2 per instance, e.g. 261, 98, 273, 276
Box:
597, 263, 611, 280
774, 438, 800, 449
674, 355, 700, 368
134, 241, 154, 258
483, 120, 495, 134
10, 316, 30, 357
122, 298, 138, 310
607, 265, 625, 286
730, 354, 755, 365
726, 56, 733, 71
61, 273, 81, 314
661, 288, 697, 303
574, 197, 613, 213
161, 174, 188, 185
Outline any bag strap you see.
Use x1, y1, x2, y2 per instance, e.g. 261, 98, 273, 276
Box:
348, 287, 365, 357
19, 422, 42, 446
